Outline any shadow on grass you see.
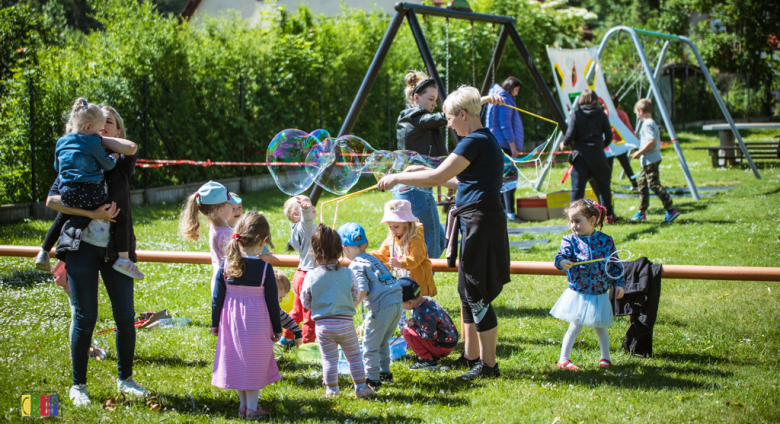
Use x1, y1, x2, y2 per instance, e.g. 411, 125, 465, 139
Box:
135, 355, 211, 368
493, 305, 550, 319
760, 185, 780, 196
652, 351, 731, 366
0, 269, 52, 288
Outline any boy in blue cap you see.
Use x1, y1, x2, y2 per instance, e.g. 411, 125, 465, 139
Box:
338, 222, 403, 389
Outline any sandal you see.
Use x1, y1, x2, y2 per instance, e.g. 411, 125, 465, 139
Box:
556, 360, 580, 370
598, 359, 612, 368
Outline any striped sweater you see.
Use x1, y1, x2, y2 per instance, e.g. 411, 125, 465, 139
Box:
280, 310, 302, 339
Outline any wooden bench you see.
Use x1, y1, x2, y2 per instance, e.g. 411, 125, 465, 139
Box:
693, 141, 779, 167
701, 122, 780, 166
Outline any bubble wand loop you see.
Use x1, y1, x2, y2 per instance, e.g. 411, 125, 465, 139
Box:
573, 249, 633, 280
319, 184, 379, 228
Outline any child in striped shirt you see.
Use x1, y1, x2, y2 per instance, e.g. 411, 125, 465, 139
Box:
274, 270, 303, 347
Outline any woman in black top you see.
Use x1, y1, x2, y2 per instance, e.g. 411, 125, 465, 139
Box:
380, 86, 509, 381
561, 89, 619, 223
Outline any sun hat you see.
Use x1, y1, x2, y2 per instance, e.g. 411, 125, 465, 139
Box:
398, 277, 421, 302
195, 181, 241, 205
337, 222, 368, 247
380, 199, 417, 223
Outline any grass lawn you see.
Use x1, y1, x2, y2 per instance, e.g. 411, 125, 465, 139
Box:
1, 129, 779, 423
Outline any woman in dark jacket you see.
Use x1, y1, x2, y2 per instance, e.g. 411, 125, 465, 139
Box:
393, 71, 448, 258
561, 89, 619, 223
380, 86, 509, 381
45, 105, 148, 406
485, 76, 524, 221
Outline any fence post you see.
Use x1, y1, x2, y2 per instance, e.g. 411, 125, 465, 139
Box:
239, 75, 245, 178
746, 73, 750, 122
143, 76, 149, 190
28, 77, 36, 203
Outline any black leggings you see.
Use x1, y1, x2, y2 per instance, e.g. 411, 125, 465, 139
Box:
458, 271, 498, 332
570, 150, 614, 217
501, 148, 516, 214
607, 152, 637, 186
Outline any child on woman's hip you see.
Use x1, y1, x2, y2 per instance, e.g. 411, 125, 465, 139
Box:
550, 199, 625, 370
370, 199, 436, 297
338, 222, 404, 389
300, 224, 374, 399
211, 212, 281, 420
281, 195, 317, 345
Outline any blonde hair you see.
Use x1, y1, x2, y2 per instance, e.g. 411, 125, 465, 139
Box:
274, 270, 291, 295
404, 70, 432, 107
99, 105, 125, 138
394, 222, 419, 256
442, 86, 481, 117
66, 98, 105, 134
283, 196, 309, 221
224, 212, 274, 279
635, 98, 654, 114
178, 193, 230, 241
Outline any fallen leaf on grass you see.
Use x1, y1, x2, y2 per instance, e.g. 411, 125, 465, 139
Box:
102, 396, 120, 411
676, 394, 694, 401
717, 293, 730, 299
146, 395, 162, 411
725, 400, 745, 407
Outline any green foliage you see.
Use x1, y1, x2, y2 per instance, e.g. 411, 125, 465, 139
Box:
0, 0, 593, 204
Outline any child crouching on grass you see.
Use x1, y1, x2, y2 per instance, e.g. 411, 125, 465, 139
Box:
301, 224, 374, 399
338, 222, 403, 389
399, 278, 459, 370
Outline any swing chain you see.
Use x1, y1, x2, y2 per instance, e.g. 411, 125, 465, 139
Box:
491, 23, 496, 85
445, 17, 450, 152
470, 21, 475, 86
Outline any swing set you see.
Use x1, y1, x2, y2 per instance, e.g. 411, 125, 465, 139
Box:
308, 1, 568, 205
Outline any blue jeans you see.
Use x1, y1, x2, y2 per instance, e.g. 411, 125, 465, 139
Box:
393, 187, 445, 259
66, 242, 136, 385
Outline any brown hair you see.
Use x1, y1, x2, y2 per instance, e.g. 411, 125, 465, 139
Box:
610, 95, 619, 109
224, 211, 274, 279
310, 224, 343, 268
501, 76, 522, 94
578, 89, 600, 107
404, 70, 434, 107
635, 98, 653, 114
564, 199, 606, 230
179, 193, 230, 241
274, 270, 291, 294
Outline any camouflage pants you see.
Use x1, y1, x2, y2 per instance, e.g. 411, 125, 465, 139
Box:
637, 161, 674, 213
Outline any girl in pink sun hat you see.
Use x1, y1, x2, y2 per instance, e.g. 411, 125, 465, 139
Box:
370, 199, 436, 297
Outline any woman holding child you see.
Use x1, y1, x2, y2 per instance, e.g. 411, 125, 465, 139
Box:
45, 104, 148, 406
379, 86, 510, 380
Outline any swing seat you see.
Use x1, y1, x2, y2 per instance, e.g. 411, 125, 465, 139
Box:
447, 0, 472, 11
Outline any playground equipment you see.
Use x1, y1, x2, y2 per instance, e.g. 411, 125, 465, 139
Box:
308, 2, 568, 204
3, 246, 778, 282
549, 27, 762, 202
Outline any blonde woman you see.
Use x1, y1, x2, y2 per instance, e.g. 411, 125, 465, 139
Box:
378, 86, 509, 380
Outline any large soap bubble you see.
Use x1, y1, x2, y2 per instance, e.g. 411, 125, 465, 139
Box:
267, 129, 317, 196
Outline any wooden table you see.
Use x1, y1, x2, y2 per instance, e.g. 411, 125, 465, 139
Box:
702, 123, 780, 165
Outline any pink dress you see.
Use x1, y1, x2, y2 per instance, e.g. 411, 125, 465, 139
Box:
211, 263, 281, 390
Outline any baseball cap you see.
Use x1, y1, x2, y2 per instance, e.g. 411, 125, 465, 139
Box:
195, 181, 241, 205
398, 277, 421, 302
337, 222, 368, 247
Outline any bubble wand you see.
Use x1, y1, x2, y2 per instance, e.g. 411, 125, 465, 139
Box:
573, 249, 633, 280
319, 184, 378, 228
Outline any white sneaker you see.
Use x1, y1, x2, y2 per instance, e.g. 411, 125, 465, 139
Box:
69, 384, 90, 406
117, 377, 150, 397
34, 250, 51, 272
113, 258, 145, 280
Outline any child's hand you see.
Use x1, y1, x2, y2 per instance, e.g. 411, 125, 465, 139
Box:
211, 327, 218, 336
406, 318, 416, 327
631, 152, 640, 159
559, 260, 573, 271
294, 338, 303, 348
271, 332, 282, 343
615, 286, 625, 299
389, 257, 402, 269
297, 197, 312, 210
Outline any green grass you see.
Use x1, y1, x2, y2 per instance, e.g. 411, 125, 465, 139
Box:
1, 129, 779, 423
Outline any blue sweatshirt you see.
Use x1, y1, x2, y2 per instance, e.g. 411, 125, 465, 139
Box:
553, 231, 625, 295
485, 84, 524, 152
54, 133, 116, 184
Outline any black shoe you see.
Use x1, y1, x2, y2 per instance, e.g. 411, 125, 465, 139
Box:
449, 354, 478, 370
457, 360, 500, 380
366, 378, 382, 389
408, 357, 439, 370
379, 372, 394, 382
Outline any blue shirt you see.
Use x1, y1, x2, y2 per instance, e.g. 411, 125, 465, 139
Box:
54, 133, 116, 184
553, 231, 625, 295
485, 84, 524, 151
348, 253, 402, 312
452, 128, 504, 207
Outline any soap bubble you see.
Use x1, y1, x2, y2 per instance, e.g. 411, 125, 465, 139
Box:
267, 129, 317, 196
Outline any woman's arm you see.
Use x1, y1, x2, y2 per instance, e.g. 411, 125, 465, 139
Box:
46, 195, 117, 221
102, 136, 138, 156
378, 153, 470, 191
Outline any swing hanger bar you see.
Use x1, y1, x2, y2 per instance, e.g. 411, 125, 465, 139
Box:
627, 27, 681, 41
394, 2, 516, 24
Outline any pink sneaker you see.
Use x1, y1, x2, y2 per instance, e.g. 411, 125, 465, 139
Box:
113, 258, 145, 280
239, 406, 247, 418
245, 407, 269, 420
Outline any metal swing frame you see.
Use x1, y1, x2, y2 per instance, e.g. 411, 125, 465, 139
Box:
310, 2, 568, 204
588, 27, 762, 201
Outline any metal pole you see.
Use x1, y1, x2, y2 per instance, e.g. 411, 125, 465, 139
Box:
387, 73, 391, 150
505, 23, 567, 131
309, 10, 406, 205
480, 26, 508, 96
746, 73, 750, 122
680, 35, 760, 179
394, 2, 515, 24
407, 10, 460, 144
28, 77, 36, 202
637, 40, 670, 133
143, 76, 149, 190
240, 75, 245, 178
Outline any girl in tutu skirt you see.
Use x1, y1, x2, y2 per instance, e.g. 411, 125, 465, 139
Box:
551, 199, 625, 370
211, 212, 282, 420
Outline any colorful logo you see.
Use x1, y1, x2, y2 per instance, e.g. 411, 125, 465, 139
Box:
20, 392, 60, 420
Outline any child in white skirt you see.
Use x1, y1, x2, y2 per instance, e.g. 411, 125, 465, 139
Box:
551, 199, 625, 370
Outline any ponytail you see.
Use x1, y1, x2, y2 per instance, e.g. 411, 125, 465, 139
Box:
224, 237, 246, 279
179, 193, 202, 241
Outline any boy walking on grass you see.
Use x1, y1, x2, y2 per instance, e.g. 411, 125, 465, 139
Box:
630, 99, 680, 224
